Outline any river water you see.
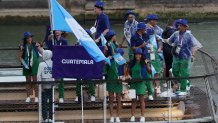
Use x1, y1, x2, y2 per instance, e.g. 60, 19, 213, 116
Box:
0, 22, 217, 75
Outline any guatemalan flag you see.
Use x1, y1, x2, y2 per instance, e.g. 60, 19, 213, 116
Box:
49, 0, 110, 65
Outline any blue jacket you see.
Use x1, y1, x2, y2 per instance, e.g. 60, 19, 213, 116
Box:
47, 37, 68, 51
95, 13, 110, 39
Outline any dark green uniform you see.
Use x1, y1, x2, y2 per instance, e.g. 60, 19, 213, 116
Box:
130, 63, 146, 95
106, 42, 122, 93
23, 44, 39, 76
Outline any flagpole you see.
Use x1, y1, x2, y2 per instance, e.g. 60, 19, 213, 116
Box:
48, 1, 55, 122
48, 0, 55, 45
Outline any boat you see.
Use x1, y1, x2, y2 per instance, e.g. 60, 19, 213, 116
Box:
0, 47, 217, 123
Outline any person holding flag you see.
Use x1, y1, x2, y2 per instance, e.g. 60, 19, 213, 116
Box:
145, 14, 163, 96
93, 1, 110, 46
74, 29, 96, 102
119, 10, 138, 60
47, 30, 68, 103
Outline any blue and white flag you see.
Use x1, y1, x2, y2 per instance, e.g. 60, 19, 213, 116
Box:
149, 35, 157, 49
151, 64, 157, 78
50, 0, 110, 65
100, 33, 107, 46
113, 53, 126, 66
150, 34, 164, 60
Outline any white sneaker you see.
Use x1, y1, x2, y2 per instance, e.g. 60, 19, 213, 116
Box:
130, 116, 135, 122
110, 117, 114, 122
178, 92, 187, 96
140, 116, 145, 122
148, 95, 154, 100
45, 119, 52, 122
75, 96, 78, 102
34, 97, 38, 103
156, 86, 161, 94
115, 117, 120, 122
25, 97, 31, 103
91, 96, 96, 102
186, 86, 190, 91
163, 83, 167, 88
59, 98, 64, 103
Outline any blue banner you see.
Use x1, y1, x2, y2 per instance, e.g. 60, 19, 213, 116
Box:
52, 46, 103, 79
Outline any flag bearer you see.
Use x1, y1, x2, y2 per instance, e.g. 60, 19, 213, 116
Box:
47, 30, 68, 103
75, 29, 96, 102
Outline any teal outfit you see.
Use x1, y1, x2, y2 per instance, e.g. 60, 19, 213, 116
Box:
130, 63, 146, 95
22, 44, 39, 76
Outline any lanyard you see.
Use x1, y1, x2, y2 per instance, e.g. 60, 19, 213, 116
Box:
178, 33, 184, 46
54, 39, 62, 46
26, 45, 33, 67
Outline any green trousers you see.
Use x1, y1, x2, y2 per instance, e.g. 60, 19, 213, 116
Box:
57, 79, 64, 98
128, 47, 134, 61
76, 83, 95, 97
172, 56, 191, 92
146, 73, 154, 96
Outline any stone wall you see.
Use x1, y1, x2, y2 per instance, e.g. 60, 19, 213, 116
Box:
1, 0, 218, 20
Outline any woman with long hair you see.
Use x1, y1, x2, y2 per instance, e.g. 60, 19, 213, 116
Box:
129, 48, 151, 122
19, 32, 39, 103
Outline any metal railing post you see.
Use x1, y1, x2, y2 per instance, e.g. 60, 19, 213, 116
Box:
168, 80, 172, 123
38, 84, 42, 123
204, 77, 217, 122
103, 81, 107, 123
81, 84, 84, 123
212, 61, 218, 85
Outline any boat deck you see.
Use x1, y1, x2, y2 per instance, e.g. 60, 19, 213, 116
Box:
0, 86, 212, 122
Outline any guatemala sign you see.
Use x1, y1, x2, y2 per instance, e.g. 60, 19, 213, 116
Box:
52, 46, 103, 79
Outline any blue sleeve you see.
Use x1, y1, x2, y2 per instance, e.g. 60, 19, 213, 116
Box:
63, 39, 68, 46
118, 65, 124, 76
104, 15, 110, 29
47, 40, 53, 51
107, 45, 113, 56
141, 65, 147, 79
130, 36, 135, 47
189, 34, 194, 48
169, 32, 176, 44
146, 28, 153, 35
143, 48, 149, 59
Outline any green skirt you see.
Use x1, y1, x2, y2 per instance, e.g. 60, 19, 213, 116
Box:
130, 81, 146, 95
